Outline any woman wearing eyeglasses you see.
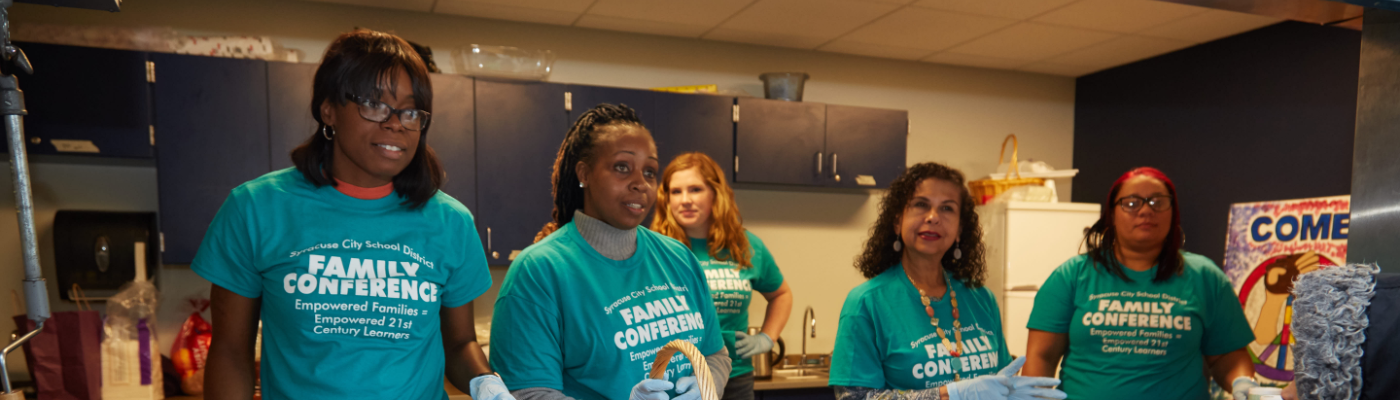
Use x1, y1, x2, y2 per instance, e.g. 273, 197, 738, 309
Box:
198, 29, 510, 400
1022, 167, 1257, 400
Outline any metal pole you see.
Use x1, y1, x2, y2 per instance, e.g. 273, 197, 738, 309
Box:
1, 0, 50, 393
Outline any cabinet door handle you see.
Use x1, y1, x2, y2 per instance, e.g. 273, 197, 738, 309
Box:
816, 152, 823, 175
832, 153, 839, 182
488, 227, 498, 259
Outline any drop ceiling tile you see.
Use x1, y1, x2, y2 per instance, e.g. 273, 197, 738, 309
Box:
819, 39, 931, 60
1031, 0, 1208, 34
585, 0, 754, 28
838, 7, 1019, 52
1137, 9, 1281, 43
922, 52, 1031, 69
1047, 35, 1193, 68
911, 0, 1078, 20
435, 0, 585, 25
1018, 62, 1100, 76
706, 0, 901, 48
575, 14, 712, 38
445, 0, 596, 12
303, 0, 435, 12
945, 22, 1119, 61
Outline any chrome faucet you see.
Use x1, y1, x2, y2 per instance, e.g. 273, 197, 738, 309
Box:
800, 306, 815, 367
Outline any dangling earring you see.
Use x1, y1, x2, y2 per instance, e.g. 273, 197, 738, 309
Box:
893, 235, 903, 252
321, 125, 335, 141
952, 240, 962, 260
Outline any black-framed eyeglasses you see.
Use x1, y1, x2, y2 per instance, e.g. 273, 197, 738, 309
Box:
345, 94, 431, 131
1116, 195, 1172, 212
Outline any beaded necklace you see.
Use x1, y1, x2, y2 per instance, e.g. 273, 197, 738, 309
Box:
911, 271, 964, 381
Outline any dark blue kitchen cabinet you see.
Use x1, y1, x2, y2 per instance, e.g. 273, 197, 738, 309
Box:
152, 53, 270, 264
475, 79, 568, 265
429, 74, 476, 212
2, 42, 153, 158
267, 61, 317, 170
824, 105, 907, 189
567, 84, 656, 127
734, 98, 826, 186
652, 92, 735, 179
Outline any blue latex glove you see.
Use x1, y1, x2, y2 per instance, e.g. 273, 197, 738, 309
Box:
469, 374, 516, 400
673, 376, 701, 400
631, 379, 675, 400
1000, 356, 1066, 400
1232, 376, 1259, 400
734, 331, 774, 359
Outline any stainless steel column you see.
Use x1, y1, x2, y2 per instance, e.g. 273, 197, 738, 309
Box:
1351, 10, 1400, 273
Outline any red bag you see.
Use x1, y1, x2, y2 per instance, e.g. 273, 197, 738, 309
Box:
170, 298, 211, 380
13, 309, 104, 400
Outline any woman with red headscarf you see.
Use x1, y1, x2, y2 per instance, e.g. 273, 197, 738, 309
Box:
1022, 167, 1258, 400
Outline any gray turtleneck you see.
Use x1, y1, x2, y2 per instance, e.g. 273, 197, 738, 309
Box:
509, 211, 732, 400
571, 210, 638, 260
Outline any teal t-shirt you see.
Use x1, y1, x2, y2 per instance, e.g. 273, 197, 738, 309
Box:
191, 168, 492, 400
689, 231, 784, 378
1026, 252, 1254, 400
489, 222, 725, 400
829, 265, 1011, 390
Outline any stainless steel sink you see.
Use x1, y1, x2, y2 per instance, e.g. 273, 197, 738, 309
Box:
772, 368, 827, 380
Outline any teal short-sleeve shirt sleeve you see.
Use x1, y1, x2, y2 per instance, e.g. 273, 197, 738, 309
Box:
1198, 259, 1254, 356
1027, 258, 1081, 333
192, 189, 262, 299
747, 232, 784, 293
829, 310, 886, 388
438, 208, 492, 308
489, 257, 565, 391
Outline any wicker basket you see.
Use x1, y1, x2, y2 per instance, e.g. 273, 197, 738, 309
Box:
968, 134, 1045, 205
649, 340, 718, 400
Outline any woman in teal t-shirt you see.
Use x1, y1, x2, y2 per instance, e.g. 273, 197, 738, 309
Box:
829, 162, 1064, 400
651, 152, 794, 400
197, 30, 507, 400
1023, 167, 1258, 400
489, 104, 729, 400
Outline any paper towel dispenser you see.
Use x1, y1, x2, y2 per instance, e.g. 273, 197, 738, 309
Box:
53, 210, 159, 301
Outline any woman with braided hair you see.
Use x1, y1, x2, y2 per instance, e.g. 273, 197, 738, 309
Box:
489, 104, 730, 400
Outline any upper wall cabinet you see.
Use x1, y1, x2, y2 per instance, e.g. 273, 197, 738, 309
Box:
652, 92, 735, 179
3, 42, 154, 158
267, 61, 317, 171
734, 98, 827, 186
152, 53, 270, 264
475, 79, 568, 265
734, 98, 906, 188
429, 74, 477, 212
824, 104, 907, 189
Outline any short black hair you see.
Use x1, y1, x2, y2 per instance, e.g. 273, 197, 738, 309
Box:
290, 28, 443, 209
534, 104, 645, 242
854, 162, 987, 286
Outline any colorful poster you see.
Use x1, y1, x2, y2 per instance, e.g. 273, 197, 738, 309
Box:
1223, 195, 1349, 386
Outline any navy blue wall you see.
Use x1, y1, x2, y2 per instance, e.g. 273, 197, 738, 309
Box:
1072, 21, 1360, 264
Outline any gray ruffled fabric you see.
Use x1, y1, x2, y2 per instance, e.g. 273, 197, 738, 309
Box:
1291, 263, 1379, 400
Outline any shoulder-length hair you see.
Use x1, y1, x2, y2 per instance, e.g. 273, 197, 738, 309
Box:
854, 162, 987, 286
1083, 167, 1184, 283
290, 28, 442, 209
651, 152, 752, 268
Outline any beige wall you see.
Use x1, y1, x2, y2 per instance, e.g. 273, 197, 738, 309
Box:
2, 0, 1075, 379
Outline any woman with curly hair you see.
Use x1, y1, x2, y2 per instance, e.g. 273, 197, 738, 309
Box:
828, 162, 1065, 400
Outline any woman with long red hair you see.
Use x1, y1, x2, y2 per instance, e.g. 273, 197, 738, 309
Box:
1023, 167, 1258, 400
652, 152, 793, 400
